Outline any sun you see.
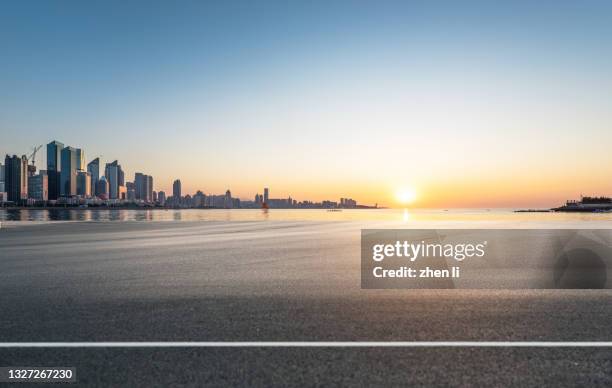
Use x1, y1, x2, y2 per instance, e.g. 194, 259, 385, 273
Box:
396, 188, 417, 205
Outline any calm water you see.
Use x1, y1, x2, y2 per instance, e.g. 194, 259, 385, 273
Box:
1, 208, 612, 222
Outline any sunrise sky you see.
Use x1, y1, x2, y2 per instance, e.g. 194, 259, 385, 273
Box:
1, 1, 611, 207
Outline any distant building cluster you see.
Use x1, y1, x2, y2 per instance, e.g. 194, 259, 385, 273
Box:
1, 139, 376, 209
1, 140, 158, 207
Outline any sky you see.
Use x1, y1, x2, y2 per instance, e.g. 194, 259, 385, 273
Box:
1, 0, 612, 207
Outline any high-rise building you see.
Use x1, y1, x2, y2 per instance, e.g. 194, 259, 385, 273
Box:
263, 187, 269, 204
4, 154, 28, 202
134, 173, 154, 202
158, 191, 166, 205
118, 185, 127, 200
134, 173, 144, 200
87, 158, 100, 197
173, 179, 181, 199
46, 140, 63, 200
0, 162, 5, 193
118, 168, 125, 187
193, 190, 206, 207
224, 189, 233, 209
28, 170, 48, 201
96, 176, 109, 199
147, 175, 153, 203
76, 170, 91, 197
340, 198, 357, 208
75, 148, 85, 171
60, 146, 78, 197
104, 160, 123, 200
126, 182, 135, 201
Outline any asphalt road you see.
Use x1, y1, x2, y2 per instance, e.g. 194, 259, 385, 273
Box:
0, 221, 611, 386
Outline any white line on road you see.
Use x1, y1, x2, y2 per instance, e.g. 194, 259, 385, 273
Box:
1, 342, 612, 348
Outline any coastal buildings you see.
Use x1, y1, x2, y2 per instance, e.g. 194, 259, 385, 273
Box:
60, 146, 78, 197
4, 154, 28, 202
105, 160, 124, 200
76, 148, 85, 171
135, 173, 153, 202
3, 140, 373, 209
46, 140, 63, 200
96, 176, 109, 200
340, 198, 357, 208
0, 162, 4, 193
76, 170, 91, 197
158, 191, 166, 206
192, 190, 205, 207
173, 179, 181, 199
28, 170, 48, 201
87, 158, 100, 197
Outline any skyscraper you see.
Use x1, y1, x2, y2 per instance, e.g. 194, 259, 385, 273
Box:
147, 175, 153, 203
263, 187, 269, 204
87, 158, 100, 197
224, 189, 233, 209
28, 170, 48, 201
126, 182, 135, 201
135, 173, 144, 200
0, 162, 5, 193
4, 154, 28, 202
75, 148, 85, 171
135, 173, 154, 202
104, 160, 123, 200
173, 179, 181, 199
158, 191, 166, 206
46, 140, 63, 200
60, 146, 78, 197
76, 170, 91, 197
96, 176, 109, 199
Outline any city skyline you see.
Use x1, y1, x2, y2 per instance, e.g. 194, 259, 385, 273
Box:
2, 2, 612, 207
2, 138, 370, 209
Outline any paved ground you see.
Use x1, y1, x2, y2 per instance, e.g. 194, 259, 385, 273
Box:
0, 221, 611, 386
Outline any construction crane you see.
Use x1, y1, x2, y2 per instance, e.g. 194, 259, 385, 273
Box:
26, 144, 42, 176
27, 145, 42, 166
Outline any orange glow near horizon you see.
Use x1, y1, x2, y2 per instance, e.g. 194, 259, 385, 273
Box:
159, 171, 612, 209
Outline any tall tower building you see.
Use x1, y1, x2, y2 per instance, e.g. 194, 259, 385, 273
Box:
158, 191, 166, 205
96, 176, 109, 199
135, 173, 144, 200
76, 170, 91, 197
263, 187, 269, 204
173, 179, 182, 199
87, 158, 100, 196
0, 162, 5, 193
75, 148, 85, 171
4, 154, 28, 202
147, 175, 153, 202
46, 140, 63, 200
28, 170, 48, 201
224, 189, 232, 209
60, 146, 78, 197
134, 173, 154, 202
104, 160, 123, 200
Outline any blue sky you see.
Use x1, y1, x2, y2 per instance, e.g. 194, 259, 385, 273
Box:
1, 1, 612, 206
